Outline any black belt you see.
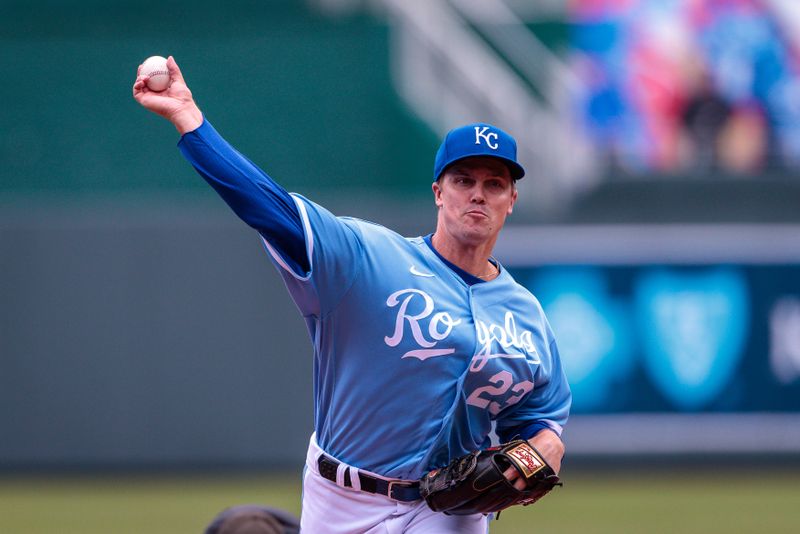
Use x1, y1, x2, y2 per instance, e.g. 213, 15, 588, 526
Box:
317, 454, 421, 502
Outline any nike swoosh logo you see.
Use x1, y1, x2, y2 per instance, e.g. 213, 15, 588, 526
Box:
409, 265, 435, 277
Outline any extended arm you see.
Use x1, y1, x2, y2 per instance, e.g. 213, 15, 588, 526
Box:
132, 57, 308, 273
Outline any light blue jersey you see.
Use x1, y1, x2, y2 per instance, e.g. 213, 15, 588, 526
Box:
178, 118, 571, 482
264, 196, 571, 480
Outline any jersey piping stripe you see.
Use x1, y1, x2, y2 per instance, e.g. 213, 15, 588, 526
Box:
260, 195, 315, 282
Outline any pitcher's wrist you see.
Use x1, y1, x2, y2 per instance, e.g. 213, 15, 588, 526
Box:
172, 106, 203, 135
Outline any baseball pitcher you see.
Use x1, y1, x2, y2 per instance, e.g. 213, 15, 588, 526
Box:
133, 56, 571, 533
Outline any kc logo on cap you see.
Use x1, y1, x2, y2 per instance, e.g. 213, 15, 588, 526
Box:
433, 122, 525, 181
474, 126, 499, 150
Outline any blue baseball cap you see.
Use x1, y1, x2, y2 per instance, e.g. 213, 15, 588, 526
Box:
433, 123, 525, 182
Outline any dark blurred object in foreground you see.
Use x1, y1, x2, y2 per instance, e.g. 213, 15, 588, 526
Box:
204, 505, 300, 534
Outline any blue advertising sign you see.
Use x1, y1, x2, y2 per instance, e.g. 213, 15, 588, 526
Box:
500, 225, 800, 416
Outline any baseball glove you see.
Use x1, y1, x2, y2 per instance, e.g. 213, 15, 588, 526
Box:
419, 440, 561, 515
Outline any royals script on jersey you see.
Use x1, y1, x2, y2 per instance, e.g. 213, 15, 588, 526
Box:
263, 196, 571, 480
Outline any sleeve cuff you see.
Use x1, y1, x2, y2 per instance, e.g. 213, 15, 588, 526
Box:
177, 114, 208, 145
498, 420, 556, 442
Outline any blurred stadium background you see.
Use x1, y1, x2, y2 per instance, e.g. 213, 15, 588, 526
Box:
2, 0, 800, 532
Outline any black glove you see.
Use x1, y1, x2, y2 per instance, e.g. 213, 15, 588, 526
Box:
419, 440, 561, 515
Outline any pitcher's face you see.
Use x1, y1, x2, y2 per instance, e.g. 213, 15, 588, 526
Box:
433, 157, 517, 246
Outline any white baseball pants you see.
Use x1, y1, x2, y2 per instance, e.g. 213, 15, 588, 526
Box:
300, 434, 489, 533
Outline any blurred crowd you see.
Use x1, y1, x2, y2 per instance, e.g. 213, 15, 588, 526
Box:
570, 0, 800, 176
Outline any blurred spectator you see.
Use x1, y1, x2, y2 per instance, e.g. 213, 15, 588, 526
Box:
717, 102, 769, 174
204, 505, 300, 534
679, 63, 732, 172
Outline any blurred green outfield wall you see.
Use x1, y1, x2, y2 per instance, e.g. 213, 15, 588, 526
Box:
0, 0, 437, 198
0, 0, 439, 469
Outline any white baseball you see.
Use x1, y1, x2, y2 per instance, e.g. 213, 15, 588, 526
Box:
141, 55, 170, 92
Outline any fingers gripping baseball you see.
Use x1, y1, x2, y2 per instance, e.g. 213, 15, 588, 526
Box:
132, 56, 203, 134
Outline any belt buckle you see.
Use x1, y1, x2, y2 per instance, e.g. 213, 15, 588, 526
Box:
387, 480, 416, 501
